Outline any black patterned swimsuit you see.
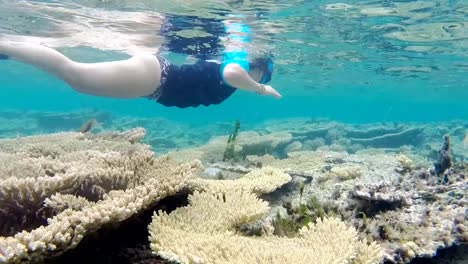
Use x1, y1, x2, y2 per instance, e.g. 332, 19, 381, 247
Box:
144, 55, 236, 108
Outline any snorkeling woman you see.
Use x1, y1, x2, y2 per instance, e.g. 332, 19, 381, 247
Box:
0, 15, 281, 108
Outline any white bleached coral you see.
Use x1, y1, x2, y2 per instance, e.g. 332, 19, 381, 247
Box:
0, 158, 201, 263
354, 239, 384, 264
0, 129, 156, 236
44, 194, 94, 212
149, 190, 382, 264
0, 128, 202, 263
189, 167, 291, 195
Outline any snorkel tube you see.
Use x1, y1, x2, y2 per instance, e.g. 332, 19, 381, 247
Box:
220, 14, 274, 84
220, 14, 251, 77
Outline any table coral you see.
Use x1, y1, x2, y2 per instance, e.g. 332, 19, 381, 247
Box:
0, 128, 152, 236
0, 128, 201, 263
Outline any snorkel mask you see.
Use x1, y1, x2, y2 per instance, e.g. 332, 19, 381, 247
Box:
250, 57, 274, 84
260, 57, 274, 84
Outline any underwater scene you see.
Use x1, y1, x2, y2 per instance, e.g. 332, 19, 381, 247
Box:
0, 0, 467, 263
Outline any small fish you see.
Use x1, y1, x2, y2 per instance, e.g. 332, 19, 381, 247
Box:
78, 118, 100, 133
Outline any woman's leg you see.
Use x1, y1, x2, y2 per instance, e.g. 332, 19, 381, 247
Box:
0, 41, 161, 98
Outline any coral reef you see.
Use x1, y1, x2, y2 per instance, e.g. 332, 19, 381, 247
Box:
151, 148, 383, 264
0, 128, 201, 263
0, 111, 466, 263
165, 117, 466, 263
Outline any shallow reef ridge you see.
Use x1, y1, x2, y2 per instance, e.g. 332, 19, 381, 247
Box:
0, 114, 467, 263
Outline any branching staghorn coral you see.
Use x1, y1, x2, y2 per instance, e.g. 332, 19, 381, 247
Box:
149, 190, 382, 264
44, 194, 95, 213
0, 128, 202, 263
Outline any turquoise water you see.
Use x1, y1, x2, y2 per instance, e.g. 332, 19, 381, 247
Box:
0, 0, 467, 125
1, 2, 468, 263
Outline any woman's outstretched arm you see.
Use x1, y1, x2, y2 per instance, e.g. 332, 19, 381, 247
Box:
0, 41, 161, 98
222, 63, 282, 98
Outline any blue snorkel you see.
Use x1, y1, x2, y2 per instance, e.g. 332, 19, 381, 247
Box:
220, 15, 251, 81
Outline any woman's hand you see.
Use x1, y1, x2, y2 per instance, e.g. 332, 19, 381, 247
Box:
257, 84, 282, 99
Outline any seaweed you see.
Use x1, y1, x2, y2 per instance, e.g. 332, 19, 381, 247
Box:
222, 120, 241, 161
274, 192, 340, 238
433, 135, 451, 178
299, 182, 305, 205
272, 212, 302, 238
298, 203, 311, 227
357, 212, 369, 231
306, 195, 327, 222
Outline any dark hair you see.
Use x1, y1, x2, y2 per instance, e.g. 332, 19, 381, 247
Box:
249, 57, 274, 84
